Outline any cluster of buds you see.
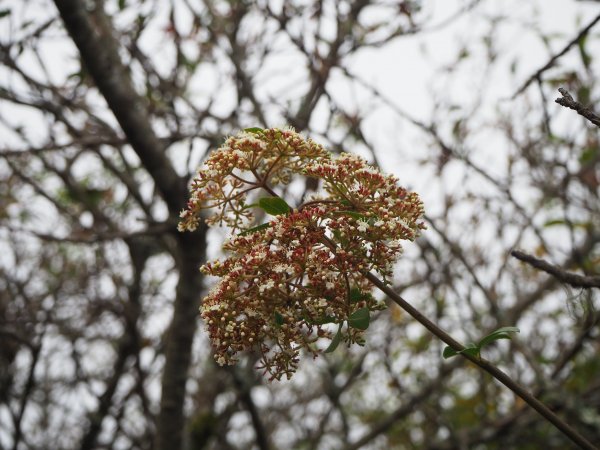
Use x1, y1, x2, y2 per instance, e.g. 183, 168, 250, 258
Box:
179, 127, 425, 380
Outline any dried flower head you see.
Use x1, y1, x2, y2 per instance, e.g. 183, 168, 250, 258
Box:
180, 127, 425, 380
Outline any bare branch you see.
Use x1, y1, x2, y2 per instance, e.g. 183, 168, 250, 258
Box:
512, 12, 600, 98
555, 88, 600, 128
52, 0, 184, 216
511, 249, 600, 289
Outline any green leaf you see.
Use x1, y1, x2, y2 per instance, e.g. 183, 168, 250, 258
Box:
443, 327, 519, 360
477, 326, 519, 349
274, 312, 284, 327
325, 324, 343, 353
348, 307, 370, 330
443, 346, 459, 359
442, 343, 479, 359
258, 197, 291, 216
349, 288, 363, 302
244, 127, 264, 134
238, 223, 270, 236
241, 202, 259, 211
0, 9, 10, 19
349, 288, 371, 303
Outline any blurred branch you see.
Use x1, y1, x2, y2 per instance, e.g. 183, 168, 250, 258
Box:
366, 272, 597, 450
512, 12, 600, 98
511, 250, 600, 289
11, 335, 43, 450
347, 359, 463, 450
51, 4, 208, 450
52, 0, 184, 216
555, 87, 600, 128
428, 312, 600, 449
229, 368, 270, 450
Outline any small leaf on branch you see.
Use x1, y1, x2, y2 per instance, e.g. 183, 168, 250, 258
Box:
243, 127, 264, 134
348, 307, 370, 330
477, 326, 520, 349
325, 324, 343, 353
274, 312, 284, 327
442, 326, 519, 359
238, 223, 271, 236
258, 197, 291, 216
442, 343, 479, 359
442, 346, 458, 359
349, 288, 371, 303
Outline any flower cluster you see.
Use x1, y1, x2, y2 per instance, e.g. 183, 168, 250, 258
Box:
180, 127, 425, 380
178, 127, 329, 232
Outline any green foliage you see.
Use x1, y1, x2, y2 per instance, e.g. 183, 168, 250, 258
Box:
348, 307, 370, 330
443, 326, 520, 359
238, 222, 271, 236
325, 324, 343, 353
257, 197, 291, 216
243, 127, 264, 134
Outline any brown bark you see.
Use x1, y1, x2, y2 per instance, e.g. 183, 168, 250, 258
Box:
52, 2, 207, 449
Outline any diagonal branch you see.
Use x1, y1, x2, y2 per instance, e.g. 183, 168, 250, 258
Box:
52, 0, 184, 216
52, 4, 209, 450
366, 272, 597, 450
511, 249, 600, 289
512, 12, 600, 98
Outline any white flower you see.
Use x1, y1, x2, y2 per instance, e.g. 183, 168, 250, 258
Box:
259, 280, 275, 293
208, 303, 223, 311
357, 221, 369, 233
393, 217, 410, 229
374, 220, 385, 227
274, 264, 289, 273
326, 281, 335, 290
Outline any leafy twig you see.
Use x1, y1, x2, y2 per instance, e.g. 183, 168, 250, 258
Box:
365, 272, 597, 450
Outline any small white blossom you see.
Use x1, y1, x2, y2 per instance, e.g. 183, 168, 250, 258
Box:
259, 280, 275, 293
274, 263, 295, 274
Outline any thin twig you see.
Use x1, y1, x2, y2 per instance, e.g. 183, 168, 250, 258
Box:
511, 249, 600, 289
555, 87, 600, 128
512, 12, 600, 98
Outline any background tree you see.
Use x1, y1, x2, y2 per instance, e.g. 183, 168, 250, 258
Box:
0, 1, 598, 449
